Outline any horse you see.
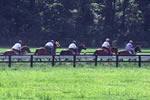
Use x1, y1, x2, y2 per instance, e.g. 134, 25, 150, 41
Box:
118, 45, 141, 55
3, 45, 31, 56
111, 47, 118, 55
60, 44, 87, 55
34, 41, 60, 55
59, 44, 87, 66
93, 47, 113, 56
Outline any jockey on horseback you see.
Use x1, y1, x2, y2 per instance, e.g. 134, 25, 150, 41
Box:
68, 40, 78, 54
101, 38, 112, 54
12, 40, 22, 55
44, 40, 55, 54
126, 40, 135, 54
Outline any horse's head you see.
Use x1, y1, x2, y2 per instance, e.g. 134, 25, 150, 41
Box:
79, 44, 87, 50
20, 46, 31, 54
111, 47, 118, 54
76, 44, 87, 54
135, 45, 141, 53
55, 41, 60, 48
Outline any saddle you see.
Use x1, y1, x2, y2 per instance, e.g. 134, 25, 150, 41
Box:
60, 49, 76, 55
118, 50, 133, 55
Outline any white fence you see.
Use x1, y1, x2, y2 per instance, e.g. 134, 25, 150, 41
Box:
0, 55, 150, 67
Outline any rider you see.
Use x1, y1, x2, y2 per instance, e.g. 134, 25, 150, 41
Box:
12, 40, 22, 55
44, 40, 55, 54
68, 40, 78, 54
101, 38, 112, 54
126, 40, 135, 54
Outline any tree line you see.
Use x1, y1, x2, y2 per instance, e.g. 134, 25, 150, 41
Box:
0, 0, 150, 47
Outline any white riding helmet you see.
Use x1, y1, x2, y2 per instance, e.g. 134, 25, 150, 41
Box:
129, 40, 133, 43
106, 38, 110, 41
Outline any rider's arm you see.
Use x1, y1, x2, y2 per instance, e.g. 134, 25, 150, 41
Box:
18, 44, 22, 50
106, 42, 110, 48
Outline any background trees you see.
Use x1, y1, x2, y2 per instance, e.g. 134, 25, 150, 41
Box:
0, 0, 149, 47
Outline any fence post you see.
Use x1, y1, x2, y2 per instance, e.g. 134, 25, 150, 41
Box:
8, 55, 11, 67
116, 55, 119, 68
30, 55, 33, 68
73, 55, 76, 67
138, 55, 141, 67
52, 55, 55, 67
95, 55, 98, 66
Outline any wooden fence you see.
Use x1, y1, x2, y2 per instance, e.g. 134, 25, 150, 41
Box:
1, 55, 150, 67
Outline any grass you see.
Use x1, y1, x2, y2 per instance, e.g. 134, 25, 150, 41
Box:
0, 63, 150, 100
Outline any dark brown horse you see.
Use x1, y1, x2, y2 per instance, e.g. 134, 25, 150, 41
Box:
118, 45, 141, 55
34, 41, 60, 55
94, 48, 113, 56
60, 44, 87, 55
3, 45, 31, 56
111, 48, 118, 55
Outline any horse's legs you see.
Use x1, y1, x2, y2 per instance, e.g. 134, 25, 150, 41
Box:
35, 58, 39, 61
58, 58, 62, 65
40, 59, 42, 62
17, 59, 21, 62
76, 58, 82, 66
107, 59, 113, 66
34, 57, 42, 62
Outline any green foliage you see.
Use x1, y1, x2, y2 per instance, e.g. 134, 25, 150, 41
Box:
0, 0, 150, 47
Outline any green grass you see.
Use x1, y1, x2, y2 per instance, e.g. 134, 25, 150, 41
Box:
0, 63, 150, 100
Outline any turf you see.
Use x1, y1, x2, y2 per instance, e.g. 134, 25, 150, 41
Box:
0, 64, 150, 100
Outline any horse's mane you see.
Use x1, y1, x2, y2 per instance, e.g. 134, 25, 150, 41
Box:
79, 43, 85, 47
135, 45, 141, 52
135, 45, 140, 48
21, 45, 28, 48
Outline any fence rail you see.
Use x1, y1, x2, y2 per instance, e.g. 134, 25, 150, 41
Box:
58, 51, 150, 54
1, 55, 150, 68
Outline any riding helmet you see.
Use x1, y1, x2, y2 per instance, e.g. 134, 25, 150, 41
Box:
18, 40, 23, 44
50, 40, 55, 43
72, 40, 76, 44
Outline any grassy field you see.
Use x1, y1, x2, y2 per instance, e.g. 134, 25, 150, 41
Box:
0, 64, 150, 100
0, 48, 150, 100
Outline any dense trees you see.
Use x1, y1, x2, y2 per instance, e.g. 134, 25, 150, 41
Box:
0, 0, 149, 47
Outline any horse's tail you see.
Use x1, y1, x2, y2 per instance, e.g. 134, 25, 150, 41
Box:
34, 49, 38, 55
93, 51, 97, 55
3, 52, 6, 56
60, 51, 67, 55
60, 51, 63, 55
